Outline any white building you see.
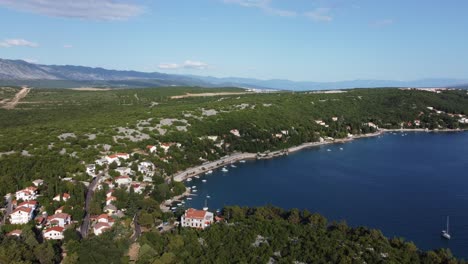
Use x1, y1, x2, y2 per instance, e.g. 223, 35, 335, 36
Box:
43, 227, 64, 240
17, 200, 38, 210
48, 213, 71, 227
32, 179, 44, 187
115, 175, 132, 186
93, 222, 111, 236
86, 164, 96, 176
181, 208, 214, 230
230, 129, 240, 137
10, 207, 34, 224
106, 153, 130, 165
16, 187, 38, 201
138, 161, 155, 176
146, 145, 157, 153
116, 167, 132, 176
53, 193, 70, 202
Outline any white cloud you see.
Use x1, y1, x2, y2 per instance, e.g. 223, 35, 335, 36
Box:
0, 0, 144, 21
304, 8, 333, 22
372, 19, 394, 27
223, 0, 296, 17
0, 38, 38, 48
63, 44, 73, 48
158, 60, 209, 70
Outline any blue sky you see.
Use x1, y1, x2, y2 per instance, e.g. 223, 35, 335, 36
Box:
0, 0, 467, 82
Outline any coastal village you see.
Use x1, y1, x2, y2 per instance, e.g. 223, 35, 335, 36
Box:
0, 86, 467, 264
2, 100, 467, 242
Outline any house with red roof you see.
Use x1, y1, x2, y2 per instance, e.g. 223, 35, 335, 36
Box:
15, 186, 37, 201
93, 222, 111, 236
7, 229, 22, 237
181, 208, 214, 229
106, 153, 130, 165
106, 196, 117, 205
47, 213, 71, 227
17, 200, 38, 210
10, 207, 34, 224
43, 226, 64, 240
53, 193, 71, 202
115, 175, 132, 186
146, 145, 157, 153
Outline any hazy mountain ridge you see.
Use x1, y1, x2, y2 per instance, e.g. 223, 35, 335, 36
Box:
0, 58, 466, 90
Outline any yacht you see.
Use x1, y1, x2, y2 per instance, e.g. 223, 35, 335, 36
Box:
194, 175, 200, 179
203, 199, 209, 211
239, 160, 246, 163
326, 149, 331, 152
202, 179, 207, 183
230, 164, 237, 168
186, 178, 192, 182
205, 170, 213, 175
442, 216, 451, 240
221, 167, 229, 172
339, 147, 344, 150
206, 195, 211, 199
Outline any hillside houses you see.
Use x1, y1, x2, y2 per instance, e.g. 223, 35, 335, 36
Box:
47, 213, 71, 227
115, 175, 132, 186
105, 153, 130, 166
146, 145, 157, 153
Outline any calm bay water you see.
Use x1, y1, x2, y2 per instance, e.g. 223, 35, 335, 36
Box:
184, 132, 468, 258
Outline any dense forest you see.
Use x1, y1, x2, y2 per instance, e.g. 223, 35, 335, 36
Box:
0, 86, 467, 263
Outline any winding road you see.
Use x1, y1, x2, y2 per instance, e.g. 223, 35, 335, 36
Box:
80, 173, 102, 238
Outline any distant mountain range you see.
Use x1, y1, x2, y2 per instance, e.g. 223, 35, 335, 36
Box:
0, 58, 467, 90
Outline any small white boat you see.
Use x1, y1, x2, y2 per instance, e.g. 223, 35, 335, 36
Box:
230, 164, 237, 168
191, 186, 196, 189
239, 160, 246, 163
206, 195, 211, 198
186, 197, 192, 200
203, 199, 208, 211
171, 207, 177, 210
205, 170, 213, 175
339, 147, 343, 150
327, 149, 331, 152
202, 179, 207, 183
194, 175, 200, 179
192, 189, 197, 193
186, 178, 192, 182
222, 167, 229, 172
442, 216, 451, 240
177, 203, 182, 206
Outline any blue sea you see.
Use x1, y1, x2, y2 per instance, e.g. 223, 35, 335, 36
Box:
184, 132, 468, 258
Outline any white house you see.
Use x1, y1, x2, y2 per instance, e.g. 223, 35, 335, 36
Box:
86, 164, 96, 176
116, 167, 132, 176
106, 196, 117, 205
230, 129, 240, 137
10, 207, 34, 224
32, 179, 44, 187
159, 142, 180, 153
146, 145, 157, 153
181, 208, 214, 230
48, 213, 71, 227
53, 193, 70, 202
16, 187, 38, 201
95, 158, 107, 166
115, 175, 132, 186
138, 162, 154, 176
332, 117, 338, 122
106, 153, 130, 165
97, 214, 115, 226
93, 222, 111, 236
132, 183, 143, 194
43, 227, 64, 240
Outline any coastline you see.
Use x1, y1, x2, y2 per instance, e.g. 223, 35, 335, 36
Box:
172, 128, 466, 183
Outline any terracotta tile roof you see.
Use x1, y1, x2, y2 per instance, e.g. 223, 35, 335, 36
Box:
185, 208, 207, 219
44, 226, 64, 233
94, 222, 111, 230
12, 207, 32, 214
17, 200, 38, 208
7, 229, 22, 236
50, 213, 70, 220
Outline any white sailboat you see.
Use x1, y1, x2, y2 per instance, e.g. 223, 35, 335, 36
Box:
441, 216, 451, 240
203, 199, 209, 211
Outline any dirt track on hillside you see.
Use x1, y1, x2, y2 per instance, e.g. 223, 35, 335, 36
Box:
170, 91, 253, 99
1, 87, 30, 109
